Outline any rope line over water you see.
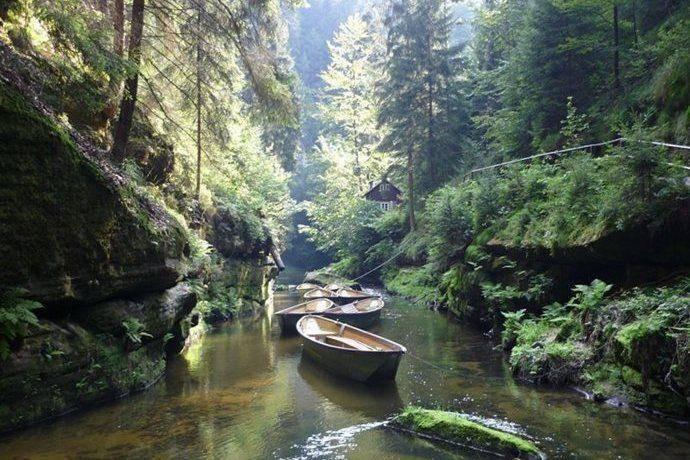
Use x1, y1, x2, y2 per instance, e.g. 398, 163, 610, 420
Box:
352, 249, 405, 281
465, 137, 690, 177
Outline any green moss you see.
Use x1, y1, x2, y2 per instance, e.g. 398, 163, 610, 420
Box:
383, 267, 438, 303
393, 407, 541, 459
0, 80, 187, 304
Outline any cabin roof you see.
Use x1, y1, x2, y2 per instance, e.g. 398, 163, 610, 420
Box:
363, 179, 402, 202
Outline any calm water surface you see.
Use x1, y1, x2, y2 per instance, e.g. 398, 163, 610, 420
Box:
1, 268, 689, 459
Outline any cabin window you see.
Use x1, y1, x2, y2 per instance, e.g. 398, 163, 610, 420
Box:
380, 202, 390, 211
380, 183, 389, 192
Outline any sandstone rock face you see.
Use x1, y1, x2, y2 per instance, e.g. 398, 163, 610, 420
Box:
0, 75, 194, 432
0, 80, 186, 306
208, 205, 272, 259
0, 320, 167, 432
0, 45, 277, 433
74, 283, 198, 341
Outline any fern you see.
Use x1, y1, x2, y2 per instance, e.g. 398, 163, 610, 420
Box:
0, 289, 43, 360
121, 318, 153, 345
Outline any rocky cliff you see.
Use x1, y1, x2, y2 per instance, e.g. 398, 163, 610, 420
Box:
0, 56, 275, 432
0, 71, 200, 431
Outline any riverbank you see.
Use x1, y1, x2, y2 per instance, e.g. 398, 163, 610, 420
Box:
379, 268, 690, 420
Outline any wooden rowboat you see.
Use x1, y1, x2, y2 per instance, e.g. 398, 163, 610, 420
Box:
275, 299, 336, 333
304, 287, 376, 304
296, 283, 322, 294
322, 297, 384, 329
296, 315, 406, 382
303, 287, 337, 299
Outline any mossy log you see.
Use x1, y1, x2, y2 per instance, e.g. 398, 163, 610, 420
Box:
391, 407, 543, 459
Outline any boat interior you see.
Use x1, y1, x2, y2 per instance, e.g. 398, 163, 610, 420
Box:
335, 288, 372, 299
280, 299, 335, 314
299, 316, 402, 352
324, 283, 344, 291
327, 298, 383, 314
304, 287, 336, 299
296, 283, 321, 292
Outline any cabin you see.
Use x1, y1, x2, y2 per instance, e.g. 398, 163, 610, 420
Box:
363, 179, 402, 211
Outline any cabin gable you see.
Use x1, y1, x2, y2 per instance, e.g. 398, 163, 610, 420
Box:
364, 179, 402, 211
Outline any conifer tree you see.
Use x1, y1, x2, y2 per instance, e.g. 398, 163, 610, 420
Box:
378, 0, 469, 230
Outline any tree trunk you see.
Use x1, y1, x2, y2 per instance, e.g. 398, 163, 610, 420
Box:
407, 149, 416, 231
613, 3, 621, 94
426, 27, 435, 186
195, 4, 203, 200
111, 0, 125, 56
111, 0, 145, 161
631, 0, 638, 45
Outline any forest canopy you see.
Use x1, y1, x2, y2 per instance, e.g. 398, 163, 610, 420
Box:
293, 0, 690, 277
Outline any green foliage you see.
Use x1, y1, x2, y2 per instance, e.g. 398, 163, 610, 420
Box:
382, 266, 439, 304
0, 289, 42, 360
502, 277, 690, 413
567, 279, 613, 324
379, 0, 471, 193
560, 97, 590, 147
196, 284, 240, 324
121, 318, 152, 346
501, 309, 527, 350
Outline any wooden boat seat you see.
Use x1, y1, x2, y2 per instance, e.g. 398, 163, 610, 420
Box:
340, 304, 358, 314
326, 336, 376, 351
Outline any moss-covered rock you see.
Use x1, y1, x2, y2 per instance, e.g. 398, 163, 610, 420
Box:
391, 407, 543, 459
0, 79, 187, 306
0, 319, 167, 432
0, 52, 195, 432
208, 205, 272, 259
73, 283, 196, 346
127, 110, 175, 185
195, 258, 276, 324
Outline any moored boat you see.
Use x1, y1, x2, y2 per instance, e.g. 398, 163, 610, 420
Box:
303, 287, 337, 299
296, 315, 406, 382
322, 297, 384, 329
303, 287, 376, 304
275, 299, 336, 333
296, 282, 322, 294
333, 287, 377, 304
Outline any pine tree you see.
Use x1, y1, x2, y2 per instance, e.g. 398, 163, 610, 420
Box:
319, 12, 386, 189
379, 0, 469, 230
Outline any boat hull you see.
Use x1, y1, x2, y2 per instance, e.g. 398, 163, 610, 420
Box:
279, 307, 381, 333
277, 312, 308, 334
322, 308, 381, 329
301, 338, 404, 382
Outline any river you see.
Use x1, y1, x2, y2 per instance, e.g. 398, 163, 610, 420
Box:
1, 268, 689, 459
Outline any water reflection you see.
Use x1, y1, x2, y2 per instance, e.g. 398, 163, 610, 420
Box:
298, 357, 404, 419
